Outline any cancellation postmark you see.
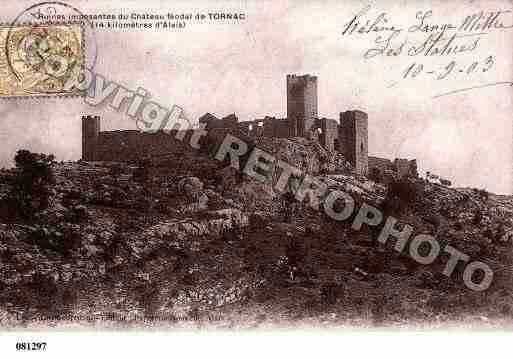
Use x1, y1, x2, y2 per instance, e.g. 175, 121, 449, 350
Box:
0, 23, 84, 98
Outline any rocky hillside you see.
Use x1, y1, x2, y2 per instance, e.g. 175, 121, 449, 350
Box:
254, 136, 353, 175
0, 146, 512, 328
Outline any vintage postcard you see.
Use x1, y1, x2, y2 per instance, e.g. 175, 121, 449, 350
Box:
0, 0, 512, 356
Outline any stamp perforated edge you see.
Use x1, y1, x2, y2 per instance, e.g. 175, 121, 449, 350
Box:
0, 21, 87, 100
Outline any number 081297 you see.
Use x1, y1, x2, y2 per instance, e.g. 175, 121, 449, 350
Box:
15, 342, 47, 351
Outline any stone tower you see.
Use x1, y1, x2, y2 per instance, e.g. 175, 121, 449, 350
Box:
286, 74, 318, 137
339, 110, 368, 175
82, 115, 100, 161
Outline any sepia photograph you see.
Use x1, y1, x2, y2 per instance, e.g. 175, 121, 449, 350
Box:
0, 0, 512, 356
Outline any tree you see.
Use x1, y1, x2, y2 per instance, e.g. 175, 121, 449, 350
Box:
11, 150, 56, 215
478, 188, 489, 201
386, 177, 423, 204
14, 150, 55, 192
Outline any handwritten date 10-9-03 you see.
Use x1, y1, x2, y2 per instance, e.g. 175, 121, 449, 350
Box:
402, 55, 494, 80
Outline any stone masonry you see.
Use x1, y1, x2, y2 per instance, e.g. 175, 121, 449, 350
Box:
286, 74, 318, 137
81, 74, 417, 178
339, 110, 368, 175
82, 115, 100, 161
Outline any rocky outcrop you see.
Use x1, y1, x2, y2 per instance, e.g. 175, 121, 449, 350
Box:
254, 137, 352, 175
144, 209, 248, 242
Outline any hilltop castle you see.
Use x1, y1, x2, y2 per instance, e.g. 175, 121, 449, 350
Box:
82, 74, 417, 178
199, 74, 369, 174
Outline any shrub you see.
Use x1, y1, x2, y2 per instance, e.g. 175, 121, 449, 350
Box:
386, 178, 423, 204
383, 178, 424, 215
14, 150, 55, 190
7, 150, 56, 218
472, 209, 483, 225
473, 188, 489, 201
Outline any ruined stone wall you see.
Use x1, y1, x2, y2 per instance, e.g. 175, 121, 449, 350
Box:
262, 118, 293, 138
82, 74, 372, 171
394, 158, 418, 178
316, 118, 338, 152
238, 120, 263, 137
93, 130, 194, 162
242, 117, 293, 138
262, 120, 276, 137
369, 156, 394, 173
199, 113, 238, 130
369, 156, 419, 182
275, 119, 294, 137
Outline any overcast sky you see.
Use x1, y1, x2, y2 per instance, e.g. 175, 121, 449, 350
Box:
1, 0, 512, 194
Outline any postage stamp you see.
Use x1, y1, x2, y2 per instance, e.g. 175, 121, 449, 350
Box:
0, 23, 84, 98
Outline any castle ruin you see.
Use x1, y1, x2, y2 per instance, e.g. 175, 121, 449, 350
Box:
199, 74, 369, 175
82, 74, 416, 179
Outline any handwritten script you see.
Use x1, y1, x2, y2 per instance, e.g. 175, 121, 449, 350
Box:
341, 6, 513, 98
